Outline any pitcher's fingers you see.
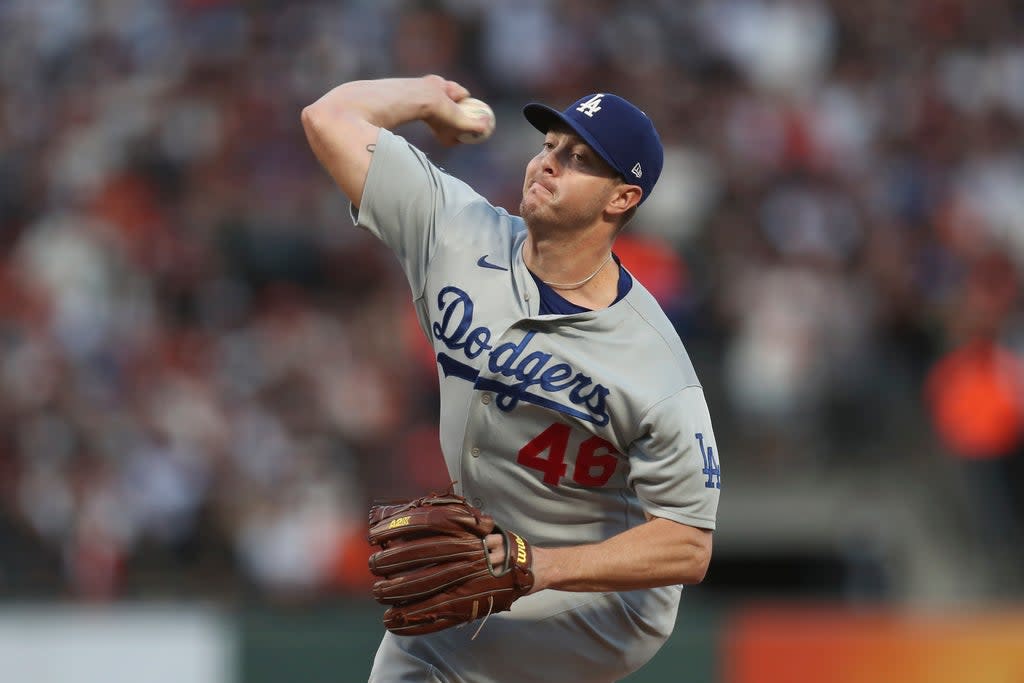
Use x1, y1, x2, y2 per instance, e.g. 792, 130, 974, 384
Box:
443, 79, 471, 102
484, 533, 506, 568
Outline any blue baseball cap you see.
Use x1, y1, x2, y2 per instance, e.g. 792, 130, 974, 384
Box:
523, 93, 663, 205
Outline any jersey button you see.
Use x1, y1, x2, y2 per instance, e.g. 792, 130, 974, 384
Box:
470, 447, 481, 457
472, 497, 483, 508
481, 393, 492, 405
524, 291, 531, 300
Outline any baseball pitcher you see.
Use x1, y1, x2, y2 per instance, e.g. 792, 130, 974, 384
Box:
302, 75, 721, 683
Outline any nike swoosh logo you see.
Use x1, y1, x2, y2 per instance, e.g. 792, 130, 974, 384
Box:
476, 255, 509, 271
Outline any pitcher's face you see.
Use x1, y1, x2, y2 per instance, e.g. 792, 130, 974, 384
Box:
520, 126, 622, 231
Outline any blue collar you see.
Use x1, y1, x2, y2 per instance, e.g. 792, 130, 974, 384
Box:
528, 254, 633, 315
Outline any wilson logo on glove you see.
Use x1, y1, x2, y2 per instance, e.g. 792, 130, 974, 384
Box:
512, 533, 528, 565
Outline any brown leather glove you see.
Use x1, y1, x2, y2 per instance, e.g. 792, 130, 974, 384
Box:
367, 492, 534, 636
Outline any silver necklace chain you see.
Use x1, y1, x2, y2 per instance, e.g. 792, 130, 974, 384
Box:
539, 252, 614, 290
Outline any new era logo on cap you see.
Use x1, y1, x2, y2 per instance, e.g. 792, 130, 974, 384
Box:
523, 93, 663, 205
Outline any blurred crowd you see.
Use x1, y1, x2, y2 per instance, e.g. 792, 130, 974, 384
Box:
1, 0, 1023, 602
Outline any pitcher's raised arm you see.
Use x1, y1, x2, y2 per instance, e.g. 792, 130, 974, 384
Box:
300, 75, 488, 208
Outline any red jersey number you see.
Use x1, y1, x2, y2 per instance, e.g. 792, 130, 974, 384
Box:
517, 423, 620, 487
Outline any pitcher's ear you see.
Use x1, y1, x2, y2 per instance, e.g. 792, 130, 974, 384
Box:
607, 183, 642, 216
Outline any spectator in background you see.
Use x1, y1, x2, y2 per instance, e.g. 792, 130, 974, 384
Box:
1, 0, 1024, 601
924, 252, 1024, 593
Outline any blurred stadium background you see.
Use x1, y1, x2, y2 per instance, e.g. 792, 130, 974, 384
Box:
2, 0, 1024, 681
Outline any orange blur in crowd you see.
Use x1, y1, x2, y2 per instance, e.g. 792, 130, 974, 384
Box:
925, 340, 1024, 459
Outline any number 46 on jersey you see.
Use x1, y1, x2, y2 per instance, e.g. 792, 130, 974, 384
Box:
515, 423, 722, 490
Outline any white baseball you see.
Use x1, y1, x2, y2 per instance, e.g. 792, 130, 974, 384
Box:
456, 97, 495, 144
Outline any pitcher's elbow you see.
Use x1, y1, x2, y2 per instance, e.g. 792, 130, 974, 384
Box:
684, 543, 712, 585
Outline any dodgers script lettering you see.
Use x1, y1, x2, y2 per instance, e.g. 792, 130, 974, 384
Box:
432, 286, 611, 426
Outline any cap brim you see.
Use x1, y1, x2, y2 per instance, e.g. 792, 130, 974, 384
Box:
522, 103, 624, 183
523, 103, 565, 136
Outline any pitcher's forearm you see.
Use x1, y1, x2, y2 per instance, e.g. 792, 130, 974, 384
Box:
528, 518, 713, 593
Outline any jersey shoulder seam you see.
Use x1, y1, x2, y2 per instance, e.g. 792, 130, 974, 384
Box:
416, 195, 499, 299
621, 297, 699, 382
618, 297, 704, 437
622, 296, 690, 364
635, 383, 703, 433
434, 196, 506, 252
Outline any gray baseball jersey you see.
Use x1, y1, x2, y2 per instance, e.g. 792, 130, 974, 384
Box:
355, 129, 721, 683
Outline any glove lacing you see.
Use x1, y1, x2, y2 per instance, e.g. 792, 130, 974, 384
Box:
470, 596, 495, 640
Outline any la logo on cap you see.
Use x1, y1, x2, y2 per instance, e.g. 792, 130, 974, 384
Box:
576, 94, 604, 118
